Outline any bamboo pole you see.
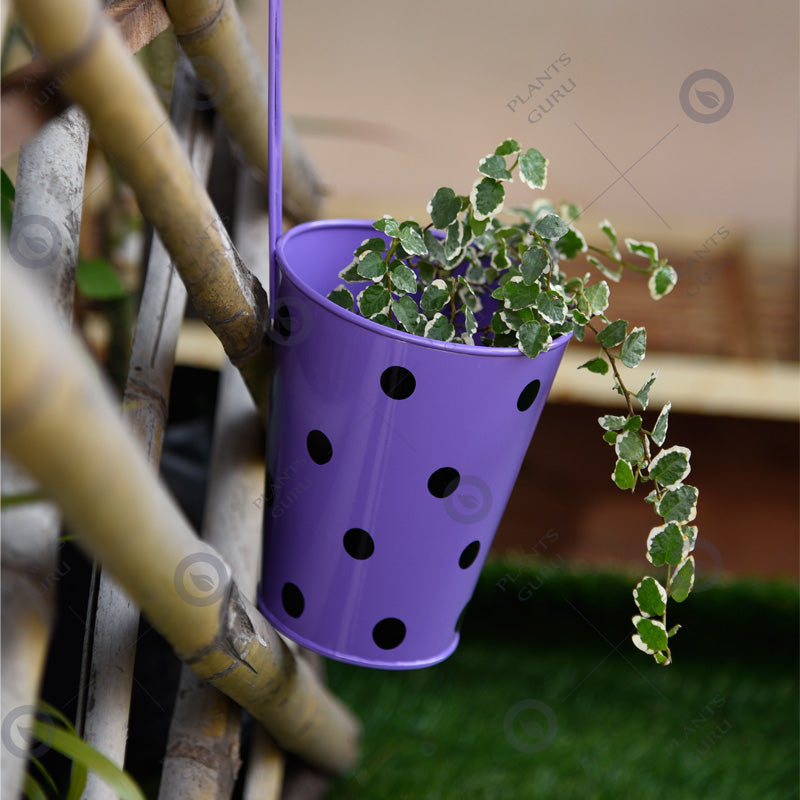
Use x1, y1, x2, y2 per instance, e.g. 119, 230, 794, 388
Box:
158, 167, 275, 800
1, 264, 361, 776
0, 104, 89, 800
14, 0, 273, 422
164, 0, 323, 223
79, 60, 216, 800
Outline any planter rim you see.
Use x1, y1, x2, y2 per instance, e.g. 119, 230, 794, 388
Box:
276, 218, 572, 359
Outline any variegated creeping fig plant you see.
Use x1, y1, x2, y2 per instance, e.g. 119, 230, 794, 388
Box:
327, 139, 698, 665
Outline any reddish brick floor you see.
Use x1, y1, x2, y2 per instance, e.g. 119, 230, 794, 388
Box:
492, 403, 799, 582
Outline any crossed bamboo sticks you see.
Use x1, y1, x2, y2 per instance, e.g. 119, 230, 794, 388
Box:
2, 0, 361, 795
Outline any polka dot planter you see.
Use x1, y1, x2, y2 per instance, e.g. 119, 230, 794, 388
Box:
257, 220, 571, 669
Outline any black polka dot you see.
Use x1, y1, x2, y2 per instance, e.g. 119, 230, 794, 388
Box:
343, 528, 375, 560
276, 303, 292, 339
307, 430, 332, 464
281, 583, 304, 618
428, 467, 460, 498
265, 473, 274, 508
459, 541, 480, 569
372, 617, 406, 650
380, 366, 416, 399
517, 379, 541, 411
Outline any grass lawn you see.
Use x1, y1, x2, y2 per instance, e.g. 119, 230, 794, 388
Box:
324, 558, 799, 800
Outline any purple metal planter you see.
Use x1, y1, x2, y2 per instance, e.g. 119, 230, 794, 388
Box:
259, 0, 570, 668
257, 220, 570, 668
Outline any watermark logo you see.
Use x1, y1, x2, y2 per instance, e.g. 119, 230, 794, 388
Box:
691, 538, 723, 594
8, 214, 62, 269
679, 69, 734, 123
683, 225, 732, 297
2, 705, 55, 760
504, 699, 558, 753
267, 296, 315, 348
443, 475, 492, 524
173, 552, 227, 606
506, 53, 577, 124
496, 528, 562, 600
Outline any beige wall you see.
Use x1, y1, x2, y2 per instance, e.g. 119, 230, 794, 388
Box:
245, 0, 797, 261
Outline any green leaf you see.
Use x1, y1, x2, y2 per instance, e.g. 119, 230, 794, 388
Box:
1, 167, 15, 200
649, 264, 678, 299
632, 615, 668, 653
518, 320, 550, 358
520, 246, 548, 284
463, 305, 477, 339
494, 138, 520, 156
389, 263, 418, 294
373, 215, 400, 238
534, 214, 569, 240
615, 429, 645, 465
634, 371, 658, 410
603, 430, 618, 444
599, 218, 619, 251
424, 313, 455, 341
625, 237, 659, 266
587, 254, 622, 282
420, 279, 451, 314
500, 307, 534, 331
656, 484, 699, 523
503, 277, 539, 311
623, 415, 643, 432
339, 260, 362, 282
76, 259, 128, 300
649, 445, 692, 487
478, 153, 512, 181
556, 227, 587, 259
613, 459, 636, 490
518, 148, 548, 189
32, 720, 145, 800
578, 357, 608, 375
596, 318, 628, 348
357, 251, 388, 280
398, 222, 428, 256
468, 211, 489, 237
646, 522, 687, 566
470, 177, 505, 220
633, 576, 667, 617
536, 289, 566, 323
328, 285, 353, 310
651, 402, 671, 447
583, 281, 610, 315
357, 284, 390, 317
428, 187, 461, 229
669, 556, 695, 602
1, 168, 14, 234
620, 327, 647, 368
598, 414, 627, 431
354, 237, 386, 256
444, 219, 466, 260
393, 294, 423, 333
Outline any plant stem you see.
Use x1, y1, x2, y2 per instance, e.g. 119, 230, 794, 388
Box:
586, 244, 651, 275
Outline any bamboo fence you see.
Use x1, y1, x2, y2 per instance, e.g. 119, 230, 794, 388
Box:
2, 0, 363, 795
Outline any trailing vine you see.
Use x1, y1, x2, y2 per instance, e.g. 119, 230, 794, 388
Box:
327, 139, 698, 664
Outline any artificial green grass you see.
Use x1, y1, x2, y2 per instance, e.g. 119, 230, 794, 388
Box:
325, 558, 799, 800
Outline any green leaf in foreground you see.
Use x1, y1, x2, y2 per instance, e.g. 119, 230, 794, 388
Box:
651, 402, 671, 447
518, 147, 548, 189
427, 187, 461, 229
613, 458, 636, 490
470, 177, 505, 220
596, 318, 628, 348
517, 320, 549, 358
632, 615, 669, 653
33, 720, 145, 800
669, 556, 695, 602
646, 522, 687, 567
620, 326, 647, 368
656, 484, 699, 523
649, 445, 691, 487
633, 576, 667, 617
328, 285, 353, 310
534, 213, 569, 240
578, 357, 608, 375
